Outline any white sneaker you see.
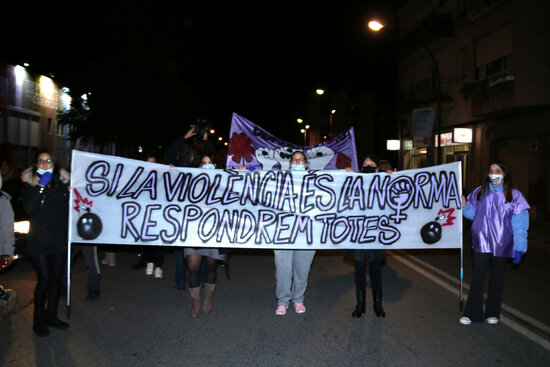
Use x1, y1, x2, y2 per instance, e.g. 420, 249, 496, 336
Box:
459, 316, 472, 325
154, 267, 163, 279
145, 262, 154, 275
486, 317, 499, 325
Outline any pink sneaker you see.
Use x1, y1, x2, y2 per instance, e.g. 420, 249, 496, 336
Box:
294, 303, 306, 314
275, 305, 288, 315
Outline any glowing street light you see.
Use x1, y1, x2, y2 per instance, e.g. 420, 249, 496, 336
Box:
218, 137, 223, 141
210, 129, 215, 134
368, 20, 384, 31
297, 118, 303, 123
316, 89, 325, 95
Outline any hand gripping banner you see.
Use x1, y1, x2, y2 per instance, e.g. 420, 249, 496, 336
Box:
69, 150, 462, 250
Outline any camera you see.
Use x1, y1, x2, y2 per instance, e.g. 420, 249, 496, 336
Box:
191, 119, 210, 139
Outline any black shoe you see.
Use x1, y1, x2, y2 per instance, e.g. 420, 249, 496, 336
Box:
47, 316, 70, 329
132, 262, 146, 269
133, 255, 146, 269
85, 292, 100, 300
33, 319, 50, 337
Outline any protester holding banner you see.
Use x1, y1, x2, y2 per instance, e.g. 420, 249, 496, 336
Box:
142, 155, 166, 279
165, 125, 214, 290
22, 151, 70, 337
185, 154, 228, 318
344, 155, 387, 318
460, 161, 530, 325
274, 151, 316, 316
379, 160, 395, 174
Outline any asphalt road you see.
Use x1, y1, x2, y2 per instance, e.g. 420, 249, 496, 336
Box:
2, 225, 550, 367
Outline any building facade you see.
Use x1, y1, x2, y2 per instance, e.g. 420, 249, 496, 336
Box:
396, 0, 550, 221
0, 63, 70, 168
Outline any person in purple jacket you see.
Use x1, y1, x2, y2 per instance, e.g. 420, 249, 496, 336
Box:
459, 160, 530, 325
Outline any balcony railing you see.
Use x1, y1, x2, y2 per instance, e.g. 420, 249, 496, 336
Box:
461, 68, 514, 102
399, 77, 456, 110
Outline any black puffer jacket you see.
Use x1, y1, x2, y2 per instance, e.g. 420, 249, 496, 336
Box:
22, 167, 70, 256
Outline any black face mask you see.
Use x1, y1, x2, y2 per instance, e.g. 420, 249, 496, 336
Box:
362, 165, 376, 174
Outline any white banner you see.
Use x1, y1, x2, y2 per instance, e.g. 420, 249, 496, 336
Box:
69, 151, 462, 250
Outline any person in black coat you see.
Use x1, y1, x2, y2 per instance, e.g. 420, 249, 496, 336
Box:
164, 126, 213, 289
22, 150, 70, 336
344, 154, 387, 318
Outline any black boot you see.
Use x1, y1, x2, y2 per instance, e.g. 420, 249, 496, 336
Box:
33, 313, 50, 337
352, 289, 366, 318
373, 290, 386, 317
47, 314, 70, 329
46, 288, 70, 329
132, 254, 146, 269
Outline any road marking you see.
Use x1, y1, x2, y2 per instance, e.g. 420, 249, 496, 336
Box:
391, 251, 550, 352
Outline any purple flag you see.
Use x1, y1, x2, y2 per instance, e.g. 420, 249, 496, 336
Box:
226, 113, 359, 171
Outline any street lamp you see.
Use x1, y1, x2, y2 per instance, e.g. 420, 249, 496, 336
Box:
316, 89, 325, 95
368, 19, 442, 166
301, 125, 310, 146
368, 20, 384, 31
297, 118, 303, 123
329, 109, 336, 137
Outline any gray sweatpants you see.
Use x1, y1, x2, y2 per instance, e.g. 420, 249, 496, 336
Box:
274, 250, 315, 306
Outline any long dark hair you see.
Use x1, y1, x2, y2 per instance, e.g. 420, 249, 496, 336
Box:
33, 150, 62, 173
476, 160, 513, 203
32, 150, 62, 189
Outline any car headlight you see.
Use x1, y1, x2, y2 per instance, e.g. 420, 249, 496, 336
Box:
14, 221, 30, 234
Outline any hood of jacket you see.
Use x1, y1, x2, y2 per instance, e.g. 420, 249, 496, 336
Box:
22, 167, 70, 187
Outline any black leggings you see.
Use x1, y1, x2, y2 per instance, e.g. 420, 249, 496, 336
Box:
187, 254, 218, 288
354, 260, 382, 292
30, 253, 66, 317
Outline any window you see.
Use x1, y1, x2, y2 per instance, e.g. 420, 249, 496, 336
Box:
476, 54, 511, 80
47, 118, 54, 134
475, 24, 512, 80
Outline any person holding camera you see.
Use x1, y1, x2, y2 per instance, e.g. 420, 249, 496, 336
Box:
164, 122, 212, 168
164, 122, 214, 290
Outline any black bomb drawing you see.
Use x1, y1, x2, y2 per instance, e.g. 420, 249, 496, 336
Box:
77, 206, 103, 240
420, 214, 447, 244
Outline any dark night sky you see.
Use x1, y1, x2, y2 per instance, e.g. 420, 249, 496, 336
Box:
2, 1, 397, 146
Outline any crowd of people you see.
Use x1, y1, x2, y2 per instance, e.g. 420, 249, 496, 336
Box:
0, 125, 531, 336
